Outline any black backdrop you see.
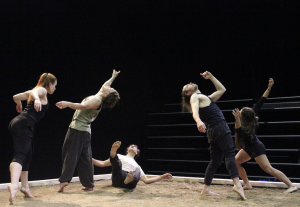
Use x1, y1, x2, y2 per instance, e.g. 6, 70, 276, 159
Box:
1, 1, 299, 184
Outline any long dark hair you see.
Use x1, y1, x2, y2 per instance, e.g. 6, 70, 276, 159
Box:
28, 73, 57, 103
181, 90, 192, 113
102, 90, 120, 109
235, 107, 259, 149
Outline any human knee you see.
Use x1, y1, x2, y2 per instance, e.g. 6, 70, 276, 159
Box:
262, 166, 274, 175
12, 156, 24, 167
209, 160, 222, 169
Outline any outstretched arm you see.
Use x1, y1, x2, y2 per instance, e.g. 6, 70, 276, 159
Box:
201, 71, 226, 102
56, 95, 102, 110
139, 173, 172, 184
190, 94, 206, 133
92, 158, 111, 167
262, 78, 274, 98
101, 69, 120, 88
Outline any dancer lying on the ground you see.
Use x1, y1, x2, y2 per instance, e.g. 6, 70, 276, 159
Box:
8, 73, 57, 204
56, 69, 120, 193
181, 71, 246, 200
233, 78, 297, 194
93, 141, 172, 189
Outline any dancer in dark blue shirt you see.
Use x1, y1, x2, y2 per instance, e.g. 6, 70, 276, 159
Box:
182, 71, 246, 200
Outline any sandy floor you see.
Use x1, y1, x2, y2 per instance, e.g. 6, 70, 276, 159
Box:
0, 179, 299, 207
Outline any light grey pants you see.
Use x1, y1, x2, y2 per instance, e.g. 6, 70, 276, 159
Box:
59, 128, 94, 188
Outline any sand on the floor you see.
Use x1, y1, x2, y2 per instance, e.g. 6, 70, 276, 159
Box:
0, 179, 299, 207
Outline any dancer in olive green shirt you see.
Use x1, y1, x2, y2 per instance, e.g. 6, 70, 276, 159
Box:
56, 69, 120, 192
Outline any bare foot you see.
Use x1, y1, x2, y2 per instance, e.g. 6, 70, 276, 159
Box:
232, 186, 247, 200
243, 183, 253, 190
57, 182, 68, 192
284, 186, 297, 194
8, 184, 18, 205
82, 187, 94, 191
124, 171, 134, 184
20, 187, 34, 198
200, 190, 220, 196
110, 141, 121, 158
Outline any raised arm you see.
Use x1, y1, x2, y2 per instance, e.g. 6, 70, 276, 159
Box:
252, 78, 274, 114
139, 173, 172, 184
201, 71, 226, 102
92, 158, 111, 167
190, 94, 206, 133
56, 96, 102, 110
262, 78, 274, 98
232, 108, 241, 129
101, 69, 120, 88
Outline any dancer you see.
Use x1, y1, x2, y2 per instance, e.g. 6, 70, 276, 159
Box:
56, 69, 120, 192
93, 141, 172, 189
232, 78, 297, 193
8, 73, 57, 204
181, 71, 246, 200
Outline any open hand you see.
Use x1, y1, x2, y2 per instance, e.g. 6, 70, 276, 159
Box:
232, 108, 240, 120
34, 99, 42, 112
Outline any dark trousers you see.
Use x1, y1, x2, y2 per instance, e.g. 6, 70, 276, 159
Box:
204, 120, 239, 186
9, 115, 35, 171
59, 128, 94, 188
110, 155, 140, 189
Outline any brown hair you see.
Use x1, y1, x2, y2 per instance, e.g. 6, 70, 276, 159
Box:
181, 90, 192, 113
102, 90, 120, 109
126, 144, 140, 159
28, 73, 57, 103
235, 107, 259, 149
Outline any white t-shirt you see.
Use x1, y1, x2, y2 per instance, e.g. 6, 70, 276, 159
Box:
117, 154, 145, 177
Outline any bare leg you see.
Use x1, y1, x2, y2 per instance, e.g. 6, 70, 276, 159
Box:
124, 171, 134, 184
8, 162, 22, 204
232, 177, 247, 200
255, 155, 297, 193
110, 141, 121, 158
20, 171, 34, 198
200, 185, 220, 196
235, 149, 252, 190
57, 182, 68, 192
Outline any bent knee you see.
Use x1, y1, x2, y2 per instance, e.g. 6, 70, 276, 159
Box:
262, 166, 275, 175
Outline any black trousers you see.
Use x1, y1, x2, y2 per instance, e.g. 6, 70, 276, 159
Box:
8, 115, 35, 171
110, 155, 140, 189
204, 120, 239, 186
59, 128, 94, 188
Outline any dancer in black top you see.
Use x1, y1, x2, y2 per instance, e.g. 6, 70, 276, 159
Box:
8, 73, 57, 204
182, 71, 246, 200
232, 78, 297, 193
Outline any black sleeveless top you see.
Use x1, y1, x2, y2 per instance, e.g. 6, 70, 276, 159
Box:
21, 101, 49, 123
198, 93, 225, 128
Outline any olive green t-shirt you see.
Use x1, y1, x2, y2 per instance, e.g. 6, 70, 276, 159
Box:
69, 95, 102, 134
